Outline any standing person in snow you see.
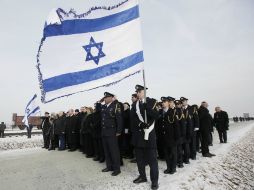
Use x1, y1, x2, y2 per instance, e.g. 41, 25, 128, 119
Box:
180, 97, 193, 164
48, 113, 57, 150
91, 103, 105, 163
130, 85, 159, 190
155, 96, 180, 175
214, 107, 229, 143
100, 92, 123, 176
174, 100, 186, 168
55, 111, 66, 150
190, 104, 200, 158
67, 109, 79, 152
41, 112, 51, 149
198, 101, 216, 158
0, 122, 6, 138
130, 93, 138, 163
122, 102, 133, 159
79, 107, 88, 153
27, 123, 33, 138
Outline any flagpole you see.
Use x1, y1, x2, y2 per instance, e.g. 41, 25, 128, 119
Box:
142, 69, 148, 123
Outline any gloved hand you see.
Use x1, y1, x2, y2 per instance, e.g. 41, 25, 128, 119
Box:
139, 122, 149, 129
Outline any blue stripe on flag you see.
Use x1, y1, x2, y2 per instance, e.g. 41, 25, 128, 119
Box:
44, 5, 139, 37
25, 94, 37, 109
43, 51, 144, 92
27, 106, 40, 118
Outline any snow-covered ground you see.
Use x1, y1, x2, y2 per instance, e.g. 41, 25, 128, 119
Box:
0, 135, 43, 150
0, 122, 253, 190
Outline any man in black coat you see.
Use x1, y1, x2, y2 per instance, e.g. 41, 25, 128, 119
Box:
180, 97, 194, 164
92, 103, 105, 163
67, 109, 79, 151
214, 107, 229, 143
122, 102, 133, 159
0, 122, 6, 138
100, 92, 123, 176
131, 85, 159, 190
155, 96, 180, 175
79, 107, 87, 153
55, 112, 66, 150
198, 102, 216, 157
174, 100, 186, 168
41, 112, 50, 148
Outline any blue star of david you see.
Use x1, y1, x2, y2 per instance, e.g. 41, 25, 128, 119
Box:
83, 37, 106, 65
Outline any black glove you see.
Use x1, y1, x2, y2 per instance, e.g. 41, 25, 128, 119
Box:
139, 122, 149, 129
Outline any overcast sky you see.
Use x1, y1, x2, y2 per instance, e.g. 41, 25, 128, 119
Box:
0, 0, 254, 124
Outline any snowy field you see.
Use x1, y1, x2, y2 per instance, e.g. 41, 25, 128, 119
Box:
0, 122, 253, 190
0, 134, 43, 150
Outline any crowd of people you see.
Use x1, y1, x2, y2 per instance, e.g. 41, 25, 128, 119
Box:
40, 84, 234, 189
233, 116, 254, 122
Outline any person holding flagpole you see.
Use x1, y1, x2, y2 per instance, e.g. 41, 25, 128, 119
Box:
130, 85, 159, 190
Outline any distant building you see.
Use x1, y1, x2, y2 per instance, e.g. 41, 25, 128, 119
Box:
12, 113, 41, 129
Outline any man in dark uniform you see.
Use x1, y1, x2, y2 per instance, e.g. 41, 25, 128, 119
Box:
198, 101, 216, 157
131, 85, 159, 190
214, 107, 229, 143
155, 96, 180, 174
101, 92, 123, 176
181, 98, 200, 160
174, 100, 186, 168
180, 97, 193, 164
41, 112, 50, 148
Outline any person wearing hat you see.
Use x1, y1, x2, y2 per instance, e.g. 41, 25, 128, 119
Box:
180, 97, 194, 163
130, 85, 159, 190
155, 96, 180, 174
100, 92, 123, 176
174, 100, 186, 168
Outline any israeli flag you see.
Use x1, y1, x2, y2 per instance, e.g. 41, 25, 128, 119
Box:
22, 94, 41, 126
37, 0, 144, 103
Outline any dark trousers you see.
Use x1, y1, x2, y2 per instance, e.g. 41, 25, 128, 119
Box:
102, 136, 120, 172
164, 146, 177, 171
177, 143, 183, 166
190, 132, 197, 159
157, 136, 165, 159
201, 130, 209, 155
54, 135, 59, 148
135, 148, 158, 183
122, 133, 134, 158
59, 134, 65, 150
218, 130, 227, 143
27, 128, 32, 138
196, 131, 201, 152
208, 132, 213, 145
43, 132, 50, 148
93, 138, 105, 160
0, 130, 4, 138
183, 142, 190, 163
85, 134, 94, 156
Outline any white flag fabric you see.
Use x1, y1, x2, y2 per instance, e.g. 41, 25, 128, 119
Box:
37, 0, 144, 103
22, 94, 41, 126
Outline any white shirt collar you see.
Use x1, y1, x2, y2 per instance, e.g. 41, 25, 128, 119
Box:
106, 102, 112, 107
